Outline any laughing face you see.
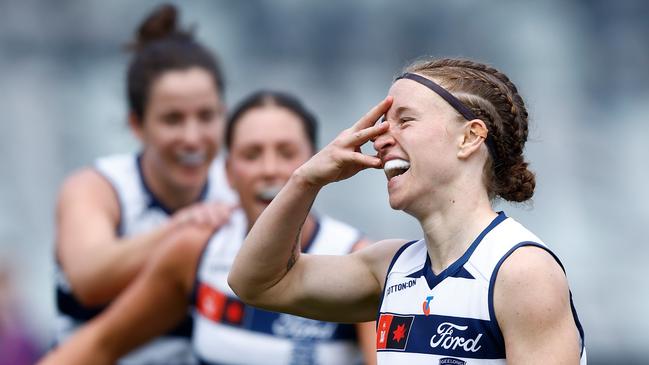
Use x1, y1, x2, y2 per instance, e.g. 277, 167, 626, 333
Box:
132, 67, 225, 197
226, 105, 313, 225
374, 76, 467, 216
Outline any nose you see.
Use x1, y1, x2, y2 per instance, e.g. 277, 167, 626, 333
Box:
372, 123, 395, 154
261, 151, 280, 178
181, 119, 202, 148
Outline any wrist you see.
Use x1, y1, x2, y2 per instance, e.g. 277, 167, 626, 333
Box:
291, 167, 324, 192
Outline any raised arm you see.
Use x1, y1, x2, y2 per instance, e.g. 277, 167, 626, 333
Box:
40, 225, 213, 365
494, 246, 582, 364
228, 97, 399, 322
56, 169, 231, 306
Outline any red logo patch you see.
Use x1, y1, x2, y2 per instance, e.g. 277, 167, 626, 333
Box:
376, 314, 414, 351
197, 283, 226, 322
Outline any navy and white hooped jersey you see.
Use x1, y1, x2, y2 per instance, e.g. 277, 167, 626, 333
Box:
54, 153, 236, 365
376, 212, 586, 365
192, 208, 365, 365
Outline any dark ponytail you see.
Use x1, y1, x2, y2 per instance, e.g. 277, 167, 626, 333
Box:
126, 4, 224, 121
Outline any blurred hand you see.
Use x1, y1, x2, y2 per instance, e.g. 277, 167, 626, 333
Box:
170, 201, 236, 231
295, 97, 392, 187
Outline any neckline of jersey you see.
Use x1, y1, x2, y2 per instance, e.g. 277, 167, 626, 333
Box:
410, 211, 507, 290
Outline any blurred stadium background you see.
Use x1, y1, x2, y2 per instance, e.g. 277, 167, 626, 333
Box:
1, 0, 647, 363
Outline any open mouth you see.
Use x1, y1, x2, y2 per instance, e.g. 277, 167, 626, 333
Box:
384, 159, 410, 180
255, 185, 283, 204
177, 151, 206, 167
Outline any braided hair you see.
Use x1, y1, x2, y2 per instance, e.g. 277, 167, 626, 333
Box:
405, 58, 535, 202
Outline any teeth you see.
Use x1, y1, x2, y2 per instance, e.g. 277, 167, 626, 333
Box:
178, 152, 206, 166
384, 159, 410, 171
257, 185, 283, 202
384, 159, 410, 180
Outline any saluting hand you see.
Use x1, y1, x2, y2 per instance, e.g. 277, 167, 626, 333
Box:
295, 97, 392, 187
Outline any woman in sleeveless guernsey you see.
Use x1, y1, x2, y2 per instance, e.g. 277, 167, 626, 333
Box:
228, 58, 587, 364
39, 91, 377, 365
52, 4, 235, 364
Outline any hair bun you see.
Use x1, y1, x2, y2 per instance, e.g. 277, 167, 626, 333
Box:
129, 3, 189, 51
498, 161, 535, 202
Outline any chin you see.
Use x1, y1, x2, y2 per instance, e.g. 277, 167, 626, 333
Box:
388, 195, 406, 211
176, 174, 208, 191
389, 190, 418, 213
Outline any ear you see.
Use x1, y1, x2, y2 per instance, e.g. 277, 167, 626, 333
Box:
457, 119, 489, 160
128, 112, 145, 143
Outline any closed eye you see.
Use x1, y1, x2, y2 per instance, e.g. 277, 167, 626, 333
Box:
398, 117, 415, 128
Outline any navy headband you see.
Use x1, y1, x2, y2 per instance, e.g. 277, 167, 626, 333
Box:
395, 72, 498, 160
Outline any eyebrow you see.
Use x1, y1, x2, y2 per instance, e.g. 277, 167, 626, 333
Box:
393, 105, 416, 115
382, 105, 417, 122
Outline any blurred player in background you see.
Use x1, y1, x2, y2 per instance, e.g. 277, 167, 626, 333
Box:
41, 91, 376, 365
228, 58, 586, 364
52, 4, 236, 364
0, 265, 42, 365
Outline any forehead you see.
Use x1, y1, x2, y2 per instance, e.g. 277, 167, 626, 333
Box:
150, 68, 221, 106
387, 77, 455, 117
230, 106, 309, 147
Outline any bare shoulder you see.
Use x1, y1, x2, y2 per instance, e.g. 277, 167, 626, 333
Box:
58, 167, 117, 209
494, 245, 571, 332
56, 168, 121, 250
495, 245, 570, 311
493, 246, 582, 362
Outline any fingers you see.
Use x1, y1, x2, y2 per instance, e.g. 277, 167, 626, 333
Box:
351, 96, 393, 132
340, 120, 388, 147
173, 202, 234, 230
348, 151, 382, 169
291, 97, 392, 186
202, 203, 234, 228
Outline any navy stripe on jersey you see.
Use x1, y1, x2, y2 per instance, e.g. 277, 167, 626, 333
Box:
243, 307, 356, 340
56, 287, 105, 321
487, 241, 586, 357
377, 312, 504, 359
196, 283, 356, 341
407, 212, 506, 290
56, 286, 193, 338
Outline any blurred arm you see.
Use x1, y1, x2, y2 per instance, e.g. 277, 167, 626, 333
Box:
229, 171, 405, 322
56, 168, 230, 306
40, 225, 212, 365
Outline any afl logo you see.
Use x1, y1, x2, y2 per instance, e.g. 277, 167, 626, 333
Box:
422, 296, 434, 316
